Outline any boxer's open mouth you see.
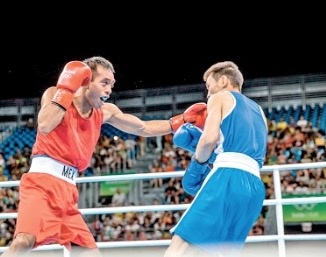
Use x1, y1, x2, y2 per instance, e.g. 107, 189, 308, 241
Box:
100, 96, 109, 102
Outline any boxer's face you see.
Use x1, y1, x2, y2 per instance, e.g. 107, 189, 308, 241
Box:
206, 74, 222, 97
206, 74, 231, 98
86, 66, 115, 108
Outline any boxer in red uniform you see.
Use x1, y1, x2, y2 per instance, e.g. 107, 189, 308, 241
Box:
1, 56, 207, 257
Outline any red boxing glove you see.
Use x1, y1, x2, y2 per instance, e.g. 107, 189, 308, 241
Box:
51, 61, 92, 111
170, 102, 207, 133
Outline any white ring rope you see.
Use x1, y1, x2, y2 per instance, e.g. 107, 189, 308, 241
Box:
1, 197, 326, 220
0, 161, 325, 257
0, 161, 325, 188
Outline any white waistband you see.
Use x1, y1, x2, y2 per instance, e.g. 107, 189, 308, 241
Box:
29, 156, 78, 185
213, 152, 261, 178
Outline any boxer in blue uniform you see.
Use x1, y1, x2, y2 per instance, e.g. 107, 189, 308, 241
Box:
165, 61, 268, 257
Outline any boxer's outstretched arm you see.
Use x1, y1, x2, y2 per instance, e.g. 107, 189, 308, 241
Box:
102, 103, 172, 137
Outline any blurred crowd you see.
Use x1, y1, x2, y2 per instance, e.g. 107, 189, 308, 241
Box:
0, 114, 325, 246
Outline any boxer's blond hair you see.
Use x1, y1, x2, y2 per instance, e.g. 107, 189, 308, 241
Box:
203, 61, 244, 90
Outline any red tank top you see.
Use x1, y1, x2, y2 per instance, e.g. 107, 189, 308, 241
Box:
32, 104, 103, 171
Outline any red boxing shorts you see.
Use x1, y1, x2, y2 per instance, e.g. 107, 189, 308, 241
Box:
14, 160, 97, 251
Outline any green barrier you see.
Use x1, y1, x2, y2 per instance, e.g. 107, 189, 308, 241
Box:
99, 171, 135, 196
283, 193, 326, 223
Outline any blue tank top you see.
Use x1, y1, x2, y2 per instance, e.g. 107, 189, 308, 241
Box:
216, 91, 267, 168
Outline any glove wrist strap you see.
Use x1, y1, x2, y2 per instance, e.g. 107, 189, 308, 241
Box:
51, 88, 74, 111
189, 155, 209, 174
192, 155, 208, 165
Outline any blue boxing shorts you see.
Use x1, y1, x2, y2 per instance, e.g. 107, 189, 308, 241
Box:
170, 161, 265, 253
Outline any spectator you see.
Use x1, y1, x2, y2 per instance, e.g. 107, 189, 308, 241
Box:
296, 115, 308, 129
276, 117, 288, 132
124, 135, 138, 168
149, 160, 163, 188
111, 188, 126, 207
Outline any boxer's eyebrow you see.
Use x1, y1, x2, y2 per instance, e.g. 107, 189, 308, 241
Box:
102, 78, 115, 87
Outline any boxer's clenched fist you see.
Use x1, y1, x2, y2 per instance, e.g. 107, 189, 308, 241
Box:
51, 61, 92, 111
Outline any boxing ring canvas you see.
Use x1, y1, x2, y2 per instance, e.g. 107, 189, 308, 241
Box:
0, 161, 325, 257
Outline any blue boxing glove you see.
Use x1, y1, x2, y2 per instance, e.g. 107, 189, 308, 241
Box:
182, 156, 210, 196
173, 123, 203, 153
173, 123, 218, 163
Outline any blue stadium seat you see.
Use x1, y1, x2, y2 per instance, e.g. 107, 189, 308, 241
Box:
285, 106, 294, 123
269, 107, 277, 121
320, 104, 326, 132
275, 106, 286, 123
311, 104, 320, 128
304, 104, 312, 121
293, 105, 303, 122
